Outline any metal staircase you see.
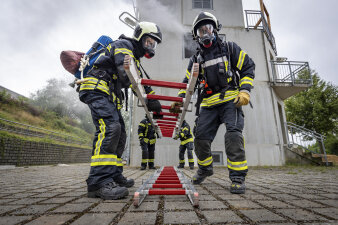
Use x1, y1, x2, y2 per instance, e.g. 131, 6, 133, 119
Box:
286, 122, 331, 166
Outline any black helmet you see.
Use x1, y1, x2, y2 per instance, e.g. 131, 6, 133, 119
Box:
192, 12, 220, 47
133, 22, 162, 58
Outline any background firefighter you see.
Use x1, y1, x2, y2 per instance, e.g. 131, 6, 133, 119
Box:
175, 120, 195, 169
79, 22, 162, 200
171, 12, 255, 194
138, 116, 157, 170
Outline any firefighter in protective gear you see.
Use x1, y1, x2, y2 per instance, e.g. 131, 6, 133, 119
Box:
79, 22, 162, 200
175, 120, 195, 169
171, 12, 255, 194
138, 116, 157, 170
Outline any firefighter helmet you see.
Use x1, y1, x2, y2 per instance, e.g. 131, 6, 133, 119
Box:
133, 21, 162, 43
192, 12, 220, 39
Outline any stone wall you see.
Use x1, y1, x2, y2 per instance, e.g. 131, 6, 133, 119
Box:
0, 137, 91, 166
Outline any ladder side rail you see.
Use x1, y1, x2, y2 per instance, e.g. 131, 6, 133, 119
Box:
173, 63, 199, 138
123, 55, 162, 138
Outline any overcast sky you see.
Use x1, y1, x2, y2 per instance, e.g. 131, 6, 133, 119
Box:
0, 0, 337, 97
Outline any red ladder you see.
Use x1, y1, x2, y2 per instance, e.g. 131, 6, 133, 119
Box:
133, 166, 199, 207
124, 55, 199, 138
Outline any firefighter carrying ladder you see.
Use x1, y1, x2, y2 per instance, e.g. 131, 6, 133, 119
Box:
123, 55, 199, 207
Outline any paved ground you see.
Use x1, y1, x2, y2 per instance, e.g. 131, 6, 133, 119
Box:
0, 164, 337, 225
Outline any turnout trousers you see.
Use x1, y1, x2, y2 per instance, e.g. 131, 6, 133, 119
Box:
194, 101, 248, 181
141, 143, 155, 168
179, 142, 194, 167
80, 91, 126, 192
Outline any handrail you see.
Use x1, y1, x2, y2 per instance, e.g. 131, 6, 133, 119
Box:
286, 122, 328, 166
245, 10, 277, 55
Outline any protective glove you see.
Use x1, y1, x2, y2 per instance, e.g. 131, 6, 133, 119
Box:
169, 102, 183, 113
234, 91, 250, 107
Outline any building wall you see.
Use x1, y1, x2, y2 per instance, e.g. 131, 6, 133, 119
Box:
130, 0, 285, 167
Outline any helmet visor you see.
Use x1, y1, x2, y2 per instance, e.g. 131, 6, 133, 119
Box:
142, 36, 158, 51
196, 24, 214, 38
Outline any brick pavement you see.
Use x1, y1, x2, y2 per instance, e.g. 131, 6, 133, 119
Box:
0, 164, 337, 225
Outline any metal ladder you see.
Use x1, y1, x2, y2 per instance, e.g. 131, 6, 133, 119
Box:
123, 55, 199, 138
133, 166, 199, 207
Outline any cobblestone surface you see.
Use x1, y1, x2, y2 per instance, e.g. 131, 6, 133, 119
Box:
0, 164, 337, 224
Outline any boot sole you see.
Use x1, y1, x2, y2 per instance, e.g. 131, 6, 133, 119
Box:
230, 189, 245, 194
87, 189, 129, 200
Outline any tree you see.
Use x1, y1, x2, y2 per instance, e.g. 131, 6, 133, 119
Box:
285, 70, 338, 154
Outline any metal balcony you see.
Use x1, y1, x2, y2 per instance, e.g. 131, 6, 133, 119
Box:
245, 10, 277, 55
270, 61, 312, 100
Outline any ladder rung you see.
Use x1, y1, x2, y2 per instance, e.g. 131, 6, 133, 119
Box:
155, 180, 181, 184
141, 79, 187, 89
161, 105, 171, 110
154, 112, 178, 117
149, 189, 186, 195
156, 120, 177, 125
152, 184, 182, 188
146, 94, 183, 102
160, 117, 178, 121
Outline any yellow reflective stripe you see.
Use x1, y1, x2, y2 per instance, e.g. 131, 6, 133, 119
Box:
91, 161, 117, 166
93, 119, 106, 155
186, 70, 191, 79
201, 91, 239, 107
178, 90, 186, 95
79, 84, 110, 95
148, 91, 155, 94
114, 48, 135, 58
224, 60, 228, 72
144, 138, 149, 143
117, 158, 123, 167
138, 133, 144, 136
148, 159, 154, 162
92, 154, 117, 159
239, 76, 254, 87
149, 139, 156, 145
227, 158, 248, 171
83, 77, 108, 86
139, 123, 145, 127
90, 154, 117, 166
236, 50, 247, 70
198, 156, 213, 166
179, 160, 185, 163
107, 44, 112, 52
142, 159, 148, 163
188, 159, 194, 162
182, 127, 188, 131
181, 137, 193, 145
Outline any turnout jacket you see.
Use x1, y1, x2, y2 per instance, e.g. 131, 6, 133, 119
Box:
138, 118, 156, 145
176, 121, 194, 145
79, 35, 155, 109
178, 40, 255, 108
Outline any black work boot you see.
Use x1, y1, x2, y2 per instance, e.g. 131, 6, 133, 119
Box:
148, 162, 156, 170
230, 178, 246, 194
192, 166, 213, 184
87, 182, 129, 200
177, 163, 184, 169
140, 166, 146, 170
114, 175, 135, 188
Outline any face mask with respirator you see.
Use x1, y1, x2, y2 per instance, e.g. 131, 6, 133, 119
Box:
142, 36, 158, 58
197, 24, 215, 48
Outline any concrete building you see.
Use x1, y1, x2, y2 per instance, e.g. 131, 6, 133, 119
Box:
127, 0, 311, 167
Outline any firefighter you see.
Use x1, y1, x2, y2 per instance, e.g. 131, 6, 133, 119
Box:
175, 120, 195, 169
138, 116, 157, 170
171, 12, 255, 194
79, 22, 162, 200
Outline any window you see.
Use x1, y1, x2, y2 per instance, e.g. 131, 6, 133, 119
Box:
211, 151, 223, 165
183, 33, 198, 59
193, 0, 213, 9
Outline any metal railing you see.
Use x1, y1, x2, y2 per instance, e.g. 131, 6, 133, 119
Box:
270, 61, 312, 85
0, 117, 89, 146
286, 122, 328, 166
245, 10, 277, 55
